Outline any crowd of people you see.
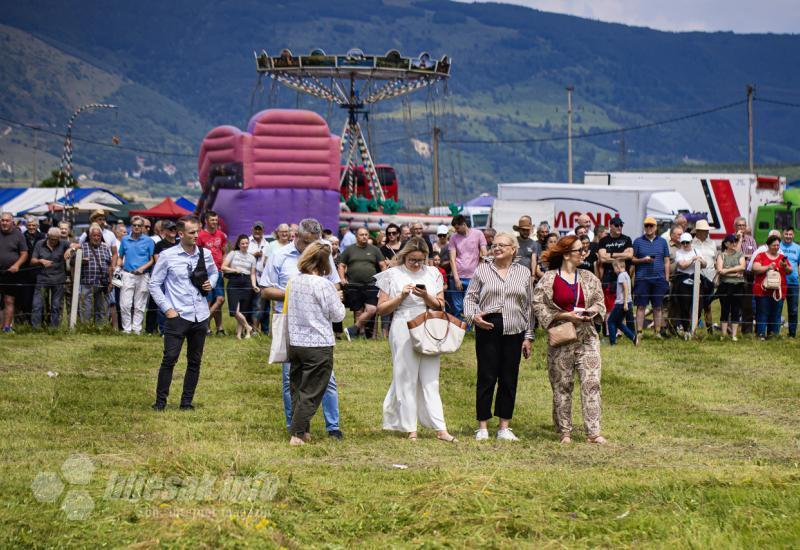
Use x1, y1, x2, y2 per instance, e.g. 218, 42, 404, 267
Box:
1, 206, 797, 445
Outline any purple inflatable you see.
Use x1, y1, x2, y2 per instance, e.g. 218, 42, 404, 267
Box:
212, 188, 341, 239
196, 109, 341, 235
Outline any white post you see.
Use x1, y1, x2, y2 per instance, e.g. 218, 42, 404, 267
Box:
69, 248, 82, 329
690, 261, 701, 335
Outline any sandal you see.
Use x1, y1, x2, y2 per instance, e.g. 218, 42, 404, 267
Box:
559, 433, 572, 444
437, 433, 458, 443
587, 435, 607, 444
407, 432, 418, 441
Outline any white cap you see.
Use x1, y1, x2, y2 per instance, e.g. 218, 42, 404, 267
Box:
680, 233, 693, 243
436, 224, 449, 235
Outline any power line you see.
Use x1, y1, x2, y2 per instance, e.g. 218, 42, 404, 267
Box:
0, 114, 196, 158
754, 97, 800, 109
441, 99, 748, 144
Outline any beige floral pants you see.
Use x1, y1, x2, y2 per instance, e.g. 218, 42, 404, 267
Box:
546, 334, 602, 437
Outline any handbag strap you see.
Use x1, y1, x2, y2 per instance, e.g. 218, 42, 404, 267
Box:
283, 281, 292, 313
422, 308, 451, 343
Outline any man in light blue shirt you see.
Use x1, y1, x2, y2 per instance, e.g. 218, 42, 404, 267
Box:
148, 216, 218, 411
339, 223, 356, 250
116, 215, 155, 334
260, 218, 344, 439
780, 227, 800, 337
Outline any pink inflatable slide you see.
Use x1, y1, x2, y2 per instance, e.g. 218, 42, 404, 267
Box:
197, 109, 341, 236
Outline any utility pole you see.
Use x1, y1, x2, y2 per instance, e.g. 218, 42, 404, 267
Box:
566, 86, 574, 183
32, 128, 37, 186
432, 126, 441, 206
747, 84, 755, 172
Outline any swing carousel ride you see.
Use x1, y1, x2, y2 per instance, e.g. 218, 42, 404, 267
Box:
196, 48, 453, 237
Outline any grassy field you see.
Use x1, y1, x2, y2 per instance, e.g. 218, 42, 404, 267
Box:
1, 326, 799, 548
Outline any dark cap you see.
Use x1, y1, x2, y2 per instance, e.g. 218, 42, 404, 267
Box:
162, 220, 177, 230
252, 220, 264, 229
610, 216, 624, 226
722, 233, 737, 244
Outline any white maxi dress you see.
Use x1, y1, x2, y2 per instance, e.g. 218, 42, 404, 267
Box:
374, 265, 448, 432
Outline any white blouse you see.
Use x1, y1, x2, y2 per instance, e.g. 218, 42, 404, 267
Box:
287, 274, 346, 347
374, 265, 444, 321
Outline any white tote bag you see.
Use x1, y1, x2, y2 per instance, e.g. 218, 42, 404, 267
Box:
406, 309, 467, 356
268, 283, 291, 364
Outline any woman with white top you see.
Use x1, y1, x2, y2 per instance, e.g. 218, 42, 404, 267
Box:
222, 234, 258, 339
286, 241, 346, 446
375, 237, 457, 442
672, 232, 707, 336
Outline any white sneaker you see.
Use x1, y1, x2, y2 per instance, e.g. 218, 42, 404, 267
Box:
496, 428, 519, 441
475, 428, 489, 441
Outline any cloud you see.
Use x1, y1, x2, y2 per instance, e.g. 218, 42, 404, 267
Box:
461, 0, 800, 34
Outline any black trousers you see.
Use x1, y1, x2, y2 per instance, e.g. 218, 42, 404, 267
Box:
475, 313, 524, 421
287, 345, 334, 437
155, 316, 209, 406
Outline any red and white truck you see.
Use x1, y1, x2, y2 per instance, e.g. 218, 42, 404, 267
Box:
584, 172, 785, 239
492, 182, 689, 235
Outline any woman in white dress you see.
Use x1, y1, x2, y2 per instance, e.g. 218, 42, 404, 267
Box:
375, 237, 457, 442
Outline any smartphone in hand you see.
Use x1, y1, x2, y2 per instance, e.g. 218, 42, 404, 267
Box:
415, 284, 426, 289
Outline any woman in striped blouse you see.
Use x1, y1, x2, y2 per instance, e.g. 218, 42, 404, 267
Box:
464, 232, 533, 442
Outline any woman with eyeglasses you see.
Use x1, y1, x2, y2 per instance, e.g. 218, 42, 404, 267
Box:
379, 223, 403, 337
752, 234, 792, 340
715, 234, 746, 340
380, 223, 403, 265
464, 233, 532, 441
532, 235, 607, 444
374, 237, 457, 442
672, 232, 707, 338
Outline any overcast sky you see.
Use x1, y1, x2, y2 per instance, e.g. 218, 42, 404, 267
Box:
466, 0, 799, 34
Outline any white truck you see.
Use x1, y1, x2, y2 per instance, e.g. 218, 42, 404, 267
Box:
584, 172, 785, 239
492, 182, 689, 235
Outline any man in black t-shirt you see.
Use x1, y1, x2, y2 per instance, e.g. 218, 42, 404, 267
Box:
597, 216, 634, 331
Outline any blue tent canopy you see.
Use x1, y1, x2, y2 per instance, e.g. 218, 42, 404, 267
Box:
175, 197, 196, 212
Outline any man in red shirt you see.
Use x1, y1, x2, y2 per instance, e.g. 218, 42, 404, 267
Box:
197, 211, 227, 334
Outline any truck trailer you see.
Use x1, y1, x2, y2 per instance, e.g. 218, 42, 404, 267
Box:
585, 172, 785, 240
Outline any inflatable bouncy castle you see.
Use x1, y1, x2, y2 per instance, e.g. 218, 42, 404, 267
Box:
197, 109, 340, 236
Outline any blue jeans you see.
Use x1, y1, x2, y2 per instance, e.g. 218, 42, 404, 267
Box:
756, 296, 784, 337
448, 277, 470, 320
251, 293, 269, 333
282, 362, 339, 432
786, 284, 798, 337
607, 303, 637, 345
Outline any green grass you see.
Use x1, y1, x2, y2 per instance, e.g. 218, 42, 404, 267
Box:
1, 327, 799, 548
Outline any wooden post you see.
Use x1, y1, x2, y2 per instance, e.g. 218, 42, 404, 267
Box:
432, 126, 441, 206
69, 248, 82, 329
690, 261, 701, 336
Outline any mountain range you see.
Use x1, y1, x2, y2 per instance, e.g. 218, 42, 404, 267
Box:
0, 0, 798, 205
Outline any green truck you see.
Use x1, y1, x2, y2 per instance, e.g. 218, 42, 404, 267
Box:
753, 188, 800, 243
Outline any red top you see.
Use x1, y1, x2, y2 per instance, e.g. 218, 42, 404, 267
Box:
553, 272, 586, 311
753, 251, 789, 298
197, 229, 228, 269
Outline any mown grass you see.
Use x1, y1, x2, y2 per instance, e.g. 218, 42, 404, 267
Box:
0, 327, 799, 548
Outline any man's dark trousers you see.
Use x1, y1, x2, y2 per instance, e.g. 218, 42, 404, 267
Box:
155, 316, 209, 407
